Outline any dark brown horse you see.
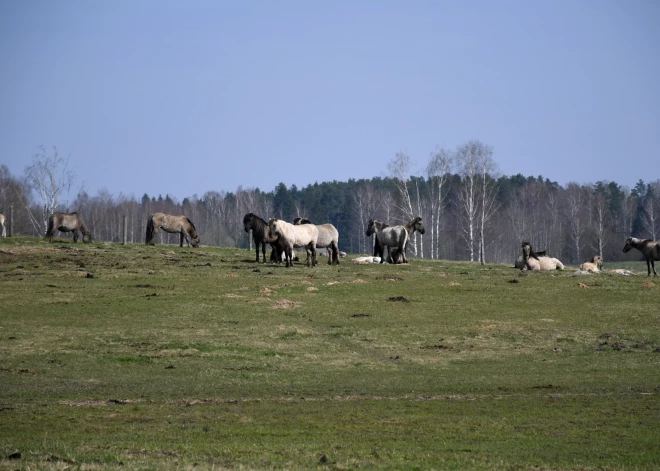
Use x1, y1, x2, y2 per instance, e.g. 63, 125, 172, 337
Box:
623, 237, 659, 276
146, 213, 200, 247
243, 212, 284, 263
45, 212, 92, 243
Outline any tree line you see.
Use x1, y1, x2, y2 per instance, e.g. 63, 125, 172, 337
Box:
2, 143, 659, 265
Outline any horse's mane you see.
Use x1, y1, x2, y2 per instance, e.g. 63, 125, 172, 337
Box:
522, 241, 541, 260
294, 217, 313, 225
186, 217, 196, 231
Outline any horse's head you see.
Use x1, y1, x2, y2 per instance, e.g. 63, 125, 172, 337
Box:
366, 219, 378, 237
413, 217, 425, 235
521, 242, 531, 260
622, 237, 634, 253
243, 213, 254, 232
594, 256, 604, 270
83, 233, 92, 243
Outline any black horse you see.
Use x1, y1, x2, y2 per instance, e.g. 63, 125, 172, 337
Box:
243, 213, 283, 263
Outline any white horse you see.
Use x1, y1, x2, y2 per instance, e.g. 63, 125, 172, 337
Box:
267, 218, 318, 268
521, 242, 564, 271
366, 219, 408, 264
0, 213, 5, 238
293, 218, 340, 265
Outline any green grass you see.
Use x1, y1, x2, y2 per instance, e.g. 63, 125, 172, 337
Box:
1, 237, 659, 470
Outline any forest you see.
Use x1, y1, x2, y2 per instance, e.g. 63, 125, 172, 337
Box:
1, 142, 658, 265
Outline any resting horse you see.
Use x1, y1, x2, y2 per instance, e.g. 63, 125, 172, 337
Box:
243, 212, 285, 263
293, 217, 340, 265
146, 213, 200, 247
366, 219, 408, 264
0, 213, 5, 238
267, 218, 318, 268
521, 241, 564, 271
623, 237, 660, 276
45, 212, 92, 243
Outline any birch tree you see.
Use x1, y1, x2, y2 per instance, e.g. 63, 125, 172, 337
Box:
388, 152, 419, 255
24, 146, 76, 234
426, 148, 453, 259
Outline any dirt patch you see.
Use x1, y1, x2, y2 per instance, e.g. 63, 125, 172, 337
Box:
387, 296, 409, 303
577, 283, 589, 288
642, 282, 656, 288
59, 399, 140, 407
224, 293, 245, 298
420, 344, 451, 350
306, 287, 318, 291
270, 299, 301, 310
352, 279, 367, 284
227, 273, 239, 278
448, 281, 461, 287
350, 313, 370, 318
326, 281, 341, 286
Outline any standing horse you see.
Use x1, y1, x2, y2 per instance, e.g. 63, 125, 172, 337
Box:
623, 237, 660, 276
366, 219, 408, 264
293, 217, 340, 265
521, 242, 564, 271
243, 212, 284, 263
267, 218, 318, 268
146, 213, 200, 247
45, 212, 92, 243
390, 217, 426, 263
0, 213, 5, 238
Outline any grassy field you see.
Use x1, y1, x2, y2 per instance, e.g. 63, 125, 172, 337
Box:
1, 237, 659, 470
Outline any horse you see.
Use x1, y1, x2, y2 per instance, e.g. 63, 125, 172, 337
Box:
267, 218, 318, 268
0, 213, 5, 238
293, 217, 340, 265
45, 212, 92, 243
521, 242, 564, 271
366, 219, 408, 264
389, 217, 426, 263
514, 249, 547, 269
146, 213, 200, 247
580, 255, 603, 273
243, 212, 285, 263
623, 237, 660, 276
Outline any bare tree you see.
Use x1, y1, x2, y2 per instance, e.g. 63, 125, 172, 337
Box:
388, 152, 420, 255
24, 146, 75, 234
591, 189, 609, 260
426, 148, 453, 259
352, 183, 379, 254
565, 183, 588, 263
640, 181, 660, 240
455, 140, 496, 262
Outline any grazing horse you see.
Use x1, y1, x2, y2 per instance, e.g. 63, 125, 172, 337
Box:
243, 212, 284, 263
0, 213, 5, 238
366, 219, 408, 264
623, 237, 660, 276
293, 217, 340, 265
45, 212, 92, 243
267, 218, 318, 268
521, 242, 564, 271
146, 213, 200, 247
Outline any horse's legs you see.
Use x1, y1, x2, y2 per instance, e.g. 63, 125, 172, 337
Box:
261, 242, 266, 263
649, 257, 656, 276
73, 230, 79, 243
327, 247, 333, 265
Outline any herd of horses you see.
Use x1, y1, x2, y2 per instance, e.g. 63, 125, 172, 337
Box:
2, 209, 658, 276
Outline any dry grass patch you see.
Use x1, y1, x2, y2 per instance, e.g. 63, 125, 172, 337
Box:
270, 299, 301, 310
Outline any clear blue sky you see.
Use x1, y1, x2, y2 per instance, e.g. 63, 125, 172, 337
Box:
1, 0, 658, 203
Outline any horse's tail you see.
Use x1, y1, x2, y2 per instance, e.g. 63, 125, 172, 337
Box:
145, 215, 155, 244
45, 214, 55, 240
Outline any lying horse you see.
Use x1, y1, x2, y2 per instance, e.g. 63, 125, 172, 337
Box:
623, 237, 659, 276
45, 212, 92, 243
514, 249, 547, 269
0, 213, 5, 238
366, 219, 408, 264
580, 255, 603, 273
293, 217, 340, 265
521, 242, 564, 271
267, 218, 318, 268
243, 212, 285, 263
146, 213, 200, 247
